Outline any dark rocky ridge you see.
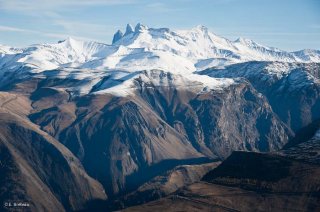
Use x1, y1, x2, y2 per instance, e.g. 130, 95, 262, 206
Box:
124, 139, 320, 211
200, 62, 320, 132
0, 109, 107, 212
119, 162, 221, 208
20, 70, 291, 197
105, 123, 320, 211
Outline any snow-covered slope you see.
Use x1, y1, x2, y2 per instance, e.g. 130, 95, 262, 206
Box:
1, 23, 320, 73
0, 23, 319, 96
0, 44, 22, 54
112, 23, 320, 67
0, 38, 113, 71
292, 49, 320, 62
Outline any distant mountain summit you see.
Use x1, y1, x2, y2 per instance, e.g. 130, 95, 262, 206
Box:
0, 23, 320, 96
1, 23, 319, 75
124, 23, 134, 36
112, 30, 124, 44
110, 23, 320, 66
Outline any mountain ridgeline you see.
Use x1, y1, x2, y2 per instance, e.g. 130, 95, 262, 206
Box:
0, 24, 320, 211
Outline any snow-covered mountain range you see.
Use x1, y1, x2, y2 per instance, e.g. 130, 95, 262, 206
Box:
0, 23, 319, 96
1, 24, 320, 212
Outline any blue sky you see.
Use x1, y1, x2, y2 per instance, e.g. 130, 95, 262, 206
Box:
0, 0, 319, 51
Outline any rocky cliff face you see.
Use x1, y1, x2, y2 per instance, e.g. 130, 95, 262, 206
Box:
0, 69, 290, 198
134, 71, 291, 158
200, 62, 320, 132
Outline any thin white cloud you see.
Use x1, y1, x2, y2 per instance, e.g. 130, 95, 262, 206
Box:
0, 0, 137, 11
0, 25, 94, 41
0, 0, 126, 44
41, 32, 92, 41
0, 25, 28, 32
51, 20, 115, 36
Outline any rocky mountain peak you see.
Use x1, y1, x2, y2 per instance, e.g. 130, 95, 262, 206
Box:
112, 29, 124, 44
124, 23, 134, 36
135, 23, 148, 32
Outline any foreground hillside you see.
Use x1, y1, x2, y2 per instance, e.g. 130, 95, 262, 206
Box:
124, 137, 320, 211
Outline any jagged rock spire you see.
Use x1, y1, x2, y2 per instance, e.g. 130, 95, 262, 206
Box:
112, 30, 123, 44
124, 24, 134, 36
135, 23, 148, 32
